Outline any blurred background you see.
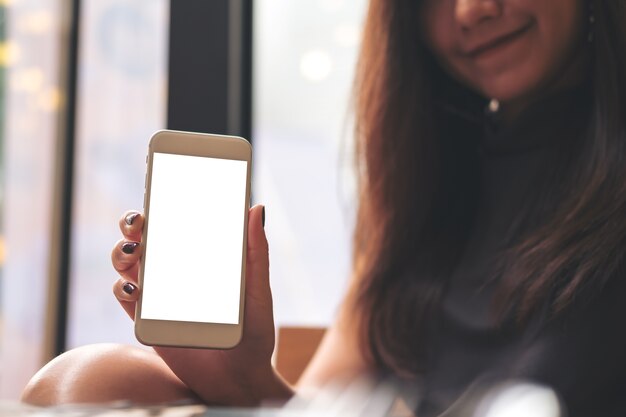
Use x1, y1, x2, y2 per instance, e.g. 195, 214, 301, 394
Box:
0, 0, 367, 399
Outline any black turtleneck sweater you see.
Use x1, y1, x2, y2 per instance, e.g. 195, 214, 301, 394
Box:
415, 87, 626, 417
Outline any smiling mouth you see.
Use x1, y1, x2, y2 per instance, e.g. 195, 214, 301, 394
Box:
467, 23, 533, 59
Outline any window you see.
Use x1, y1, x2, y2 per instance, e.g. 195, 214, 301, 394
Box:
66, 0, 169, 348
0, 0, 63, 399
0, 0, 368, 399
253, 0, 367, 326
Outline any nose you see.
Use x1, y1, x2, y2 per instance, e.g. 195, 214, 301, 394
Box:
455, 0, 502, 29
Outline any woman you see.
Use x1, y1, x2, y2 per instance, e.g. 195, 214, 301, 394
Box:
22, 0, 626, 416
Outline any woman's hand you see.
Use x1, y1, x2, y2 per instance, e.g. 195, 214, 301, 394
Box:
111, 204, 292, 406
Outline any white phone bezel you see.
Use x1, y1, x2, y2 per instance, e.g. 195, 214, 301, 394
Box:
134, 129, 251, 349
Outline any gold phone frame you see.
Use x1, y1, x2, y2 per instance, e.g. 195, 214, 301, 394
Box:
135, 130, 251, 349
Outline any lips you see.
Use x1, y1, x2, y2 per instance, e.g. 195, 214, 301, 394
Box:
465, 23, 533, 59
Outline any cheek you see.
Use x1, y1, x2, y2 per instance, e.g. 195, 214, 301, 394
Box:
531, 3, 586, 81
420, 12, 464, 85
542, 2, 586, 57
420, 2, 457, 64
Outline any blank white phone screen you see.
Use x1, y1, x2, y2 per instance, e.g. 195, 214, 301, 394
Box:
141, 152, 248, 324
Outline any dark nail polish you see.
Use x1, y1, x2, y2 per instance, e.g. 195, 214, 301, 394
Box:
122, 282, 136, 295
262, 206, 265, 228
122, 242, 139, 254
125, 213, 139, 225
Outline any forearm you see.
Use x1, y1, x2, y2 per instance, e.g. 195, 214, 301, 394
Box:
192, 363, 294, 407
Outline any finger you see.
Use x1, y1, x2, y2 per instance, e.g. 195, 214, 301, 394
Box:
111, 239, 143, 281
113, 277, 139, 320
119, 210, 144, 242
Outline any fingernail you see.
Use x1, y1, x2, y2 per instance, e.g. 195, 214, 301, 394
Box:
122, 242, 139, 254
262, 206, 265, 228
122, 282, 136, 295
125, 213, 139, 225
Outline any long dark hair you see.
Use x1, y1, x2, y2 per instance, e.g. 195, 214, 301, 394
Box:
351, 0, 626, 377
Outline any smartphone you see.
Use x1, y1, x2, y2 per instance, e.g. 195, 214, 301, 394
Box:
135, 130, 252, 349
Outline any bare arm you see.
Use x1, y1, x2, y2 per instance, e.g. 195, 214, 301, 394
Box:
297, 295, 372, 389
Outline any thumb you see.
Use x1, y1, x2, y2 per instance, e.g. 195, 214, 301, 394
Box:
245, 204, 270, 304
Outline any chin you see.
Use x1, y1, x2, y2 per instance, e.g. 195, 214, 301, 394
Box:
476, 75, 544, 104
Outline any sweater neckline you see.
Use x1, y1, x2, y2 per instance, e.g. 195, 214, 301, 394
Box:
435, 78, 592, 157
479, 83, 592, 156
